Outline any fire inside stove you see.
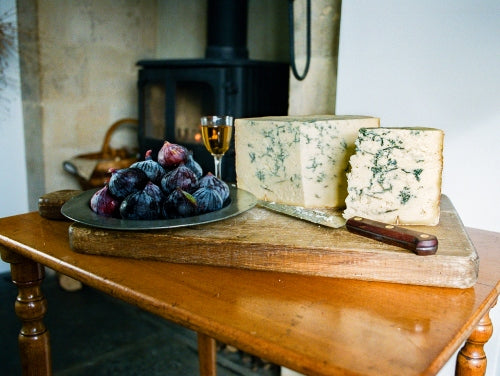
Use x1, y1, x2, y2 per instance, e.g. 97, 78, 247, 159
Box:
144, 82, 213, 145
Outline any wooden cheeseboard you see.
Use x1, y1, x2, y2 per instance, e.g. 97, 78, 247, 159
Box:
68, 195, 478, 288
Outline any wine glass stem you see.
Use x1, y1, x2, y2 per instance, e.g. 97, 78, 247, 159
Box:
213, 155, 223, 179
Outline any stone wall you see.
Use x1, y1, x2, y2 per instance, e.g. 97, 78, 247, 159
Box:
288, 0, 342, 116
35, 0, 157, 193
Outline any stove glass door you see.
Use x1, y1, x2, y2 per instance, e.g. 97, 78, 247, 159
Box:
174, 81, 214, 145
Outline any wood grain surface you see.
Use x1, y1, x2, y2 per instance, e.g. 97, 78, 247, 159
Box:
0, 212, 498, 376
69, 195, 478, 288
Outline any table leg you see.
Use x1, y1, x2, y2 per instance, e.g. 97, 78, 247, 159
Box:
455, 300, 496, 376
1, 247, 52, 376
197, 332, 217, 376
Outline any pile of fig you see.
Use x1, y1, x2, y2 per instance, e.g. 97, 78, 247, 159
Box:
90, 141, 230, 220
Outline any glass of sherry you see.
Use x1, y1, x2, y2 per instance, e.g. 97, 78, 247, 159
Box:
200, 115, 233, 180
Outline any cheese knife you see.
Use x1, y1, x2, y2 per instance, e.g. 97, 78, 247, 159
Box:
257, 200, 438, 255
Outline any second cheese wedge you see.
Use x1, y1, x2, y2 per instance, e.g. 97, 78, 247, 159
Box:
343, 127, 444, 225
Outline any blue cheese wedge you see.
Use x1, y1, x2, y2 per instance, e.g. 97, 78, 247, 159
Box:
235, 115, 380, 208
343, 127, 444, 225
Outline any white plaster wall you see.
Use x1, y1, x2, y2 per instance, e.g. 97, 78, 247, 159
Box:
336, 0, 500, 233
0, 0, 29, 273
336, 1, 500, 375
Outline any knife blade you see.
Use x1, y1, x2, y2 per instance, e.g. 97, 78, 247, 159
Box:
257, 200, 346, 228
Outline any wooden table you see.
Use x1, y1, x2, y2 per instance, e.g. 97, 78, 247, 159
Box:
0, 212, 499, 376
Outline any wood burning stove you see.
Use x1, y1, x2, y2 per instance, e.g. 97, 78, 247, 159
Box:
137, 0, 289, 182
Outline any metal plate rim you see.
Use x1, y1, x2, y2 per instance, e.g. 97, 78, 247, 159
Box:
61, 185, 256, 231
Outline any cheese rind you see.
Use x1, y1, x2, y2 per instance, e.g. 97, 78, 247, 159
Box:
235, 115, 380, 208
343, 127, 444, 225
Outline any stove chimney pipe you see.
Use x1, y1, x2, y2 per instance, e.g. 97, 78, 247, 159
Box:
205, 0, 249, 60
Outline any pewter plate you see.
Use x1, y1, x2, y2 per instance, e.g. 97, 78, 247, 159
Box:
61, 185, 256, 231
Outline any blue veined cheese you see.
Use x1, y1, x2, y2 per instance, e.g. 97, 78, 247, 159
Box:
235, 115, 380, 208
343, 127, 444, 225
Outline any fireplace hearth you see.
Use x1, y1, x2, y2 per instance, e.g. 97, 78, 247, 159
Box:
137, 0, 289, 182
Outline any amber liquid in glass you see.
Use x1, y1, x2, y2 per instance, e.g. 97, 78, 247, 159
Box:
200, 115, 233, 180
201, 125, 232, 156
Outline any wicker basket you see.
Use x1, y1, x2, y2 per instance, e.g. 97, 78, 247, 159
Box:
63, 118, 139, 190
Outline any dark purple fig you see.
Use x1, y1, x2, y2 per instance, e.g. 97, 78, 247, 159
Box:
192, 187, 223, 214
157, 141, 188, 169
108, 167, 149, 199
160, 165, 199, 195
119, 189, 161, 220
184, 151, 203, 179
130, 150, 166, 185
143, 181, 165, 203
199, 172, 230, 202
162, 188, 197, 218
90, 185, 121, 217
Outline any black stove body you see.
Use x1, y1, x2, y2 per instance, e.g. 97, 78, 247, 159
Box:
137, 0, 289, 182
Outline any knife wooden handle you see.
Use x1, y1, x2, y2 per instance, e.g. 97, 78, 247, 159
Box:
345, 217, 438, 256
